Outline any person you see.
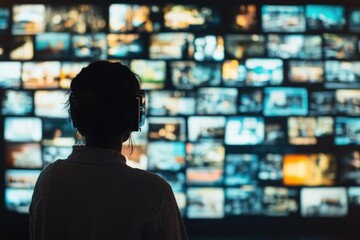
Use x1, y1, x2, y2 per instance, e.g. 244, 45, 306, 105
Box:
29, 60, 188, 240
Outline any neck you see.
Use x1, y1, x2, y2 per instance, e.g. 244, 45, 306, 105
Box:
85, 137, 123, 152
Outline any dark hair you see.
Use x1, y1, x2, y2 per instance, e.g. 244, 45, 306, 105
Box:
67, 60, 140, 141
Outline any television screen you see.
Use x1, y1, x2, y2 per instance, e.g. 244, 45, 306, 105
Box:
42, 146, 72, 167
323, 34, 358, 59
107, 34, 144, 58
283, 154, 336, 186
349, 8, 360, 32
238, 89, 262, 113
231, 5, 257, 31
9, 36, 34, 60
222, 60, 246, 86
187, 187, 224, 218
12, 4, 46, 35
349, 187, 360, 210
262, 5, 306, 32
186, 142, 224, 167
306, 5, 345, 31
147, 142, 185, 171
150, 33, 194, 59
34, 90, 68, 118
309, 91, 336, 115
186, 167, 223, 186
148, 90, 195, 116
45, 4, 106, 33
288, 61, 324, 83
264, 119, 286, 145
72, 34, 107, 59
5, 188, 34, 213
288, 117, 334, 145
2, 90, 33, 115
5, 143, 42, 169
245, 59, 283, 86
325, 61, 360, 88
225, 34, 265, 59
35, 33, 71, 59
339, 151, 360, 185
187, 116, 225, 142
0, 41, 4, 59
22, 61, 60, 89
5, 169, 41, 189
42, 119, 75, 146
335, 117, 360, 145
262, 187, 298, 216
196, 88, 237, 115
193, 35, 224, 61
263, 87, 308, 116
267, 34, 322, 59
171, 61, 221, 89
224, 154, 258, 185
109, 4, 161, 33
147, 117, 186, 141
130, 60, 166, 89
301, 187, 348, 217
4, 117, 42, 142
335, 90, 360, 116
225, 117, 265, 145
258, 154, 283, 181
163, 4, 220, 31
225, 186, 262, 215
0, 8, 10, 33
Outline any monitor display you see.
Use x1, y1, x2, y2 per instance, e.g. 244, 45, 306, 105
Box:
224, 154, 258, 185
72, 34, 107, 59
42, 146, 72, 167
267, 34, 321, 59
34, 90, 68, 118
4, 117, 42, 142
231, 5, 257, 31
171, 61, 221, 89
225, 186, 262, 215
22, 61, 60, 89
225, 117, 265, 145
262, 5, 305, 32
306, 5, 345, 31
258, 154, 283, 181
60, 62, 89, 89
283, 154, 336, 186
187, 116, 225, 142
0, 8, 10, 33
9, 36, 34, 60
196, 88, 237, 115
349, 8, 360, 32
301, 187, 348, 217
42, 119, 75, 146
150, 33, 194, 59
325, 61, 360, 88
187, 187, 224, 218
46, 4, 106, 33
309, 91, 336, 115
12, 4, 46, 35
262, 187, 298, 216
109, 4, 161, 33
130, 60, 166, 89
238, 89, 262, 113
263, 87, 308, 116
5, 169, 41, 189
335, 90, 360, 116
323, 34, 358, 59
335, 117, 360, 145
148, 90, 195, 116
225, 34, 265, 59
35, 33, 71, 59
264, 120, 286, 145
193, 35, 224, 61
2, 90, 33, 115
147, 117, 186, 141
340, 151, 360, 185
245, 59, 283, 86
5, 143, 42, 169
163, 4, 220, 31
222, 60, 246, 86
5, 188, 34, 213
107, 34, 144, 58
147, 142, 185, 171
288, 61, 324, 83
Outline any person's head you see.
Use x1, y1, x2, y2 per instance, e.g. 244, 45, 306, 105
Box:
67, 60, 141, 147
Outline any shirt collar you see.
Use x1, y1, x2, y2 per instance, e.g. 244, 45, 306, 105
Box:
67, 146, 127, 165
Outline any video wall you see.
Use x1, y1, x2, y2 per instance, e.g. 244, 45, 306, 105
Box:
1, 2, 360, 219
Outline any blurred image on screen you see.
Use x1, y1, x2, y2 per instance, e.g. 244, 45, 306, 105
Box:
150, 33, 194, 59
12, 4, 45, 35
5, 143, 42, 169
22, 61, 60, 89
225, 34, 265, 59
107, 33, 144, 58
323, 34, 358, 59
238, 89, 262, 113
148, 117, 186, 141
258, 154, 283, 181
231, 5, 257, 31
4, 117, 42, 142
188, 116, 225, 142
187, 187, 224, 218
0, 8, 10, 33
335, 90, 360, 116
35, 33, 71, 59
2, 90, 33, 115
225, 154, 258, 185
130, 60, 166, 89
309, 91, 336, 115
225, 186, 262, 215
196, 88, 237, 115
262, 187, 298, 216
335, 117, 360, 145
9, 36, 34, 60
340, 151, 360, 185
147, 141, 185, 171
225, 117, 264, 145
288, 61, 324, 83
306, 5, 345, 31
262, 5, 305, 32
72, 34, 107, 59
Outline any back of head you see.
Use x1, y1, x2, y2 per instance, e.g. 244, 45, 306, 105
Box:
68, 60, 140, 141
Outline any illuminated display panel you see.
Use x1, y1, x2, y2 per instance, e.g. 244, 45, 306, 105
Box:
1, 2, 360, 227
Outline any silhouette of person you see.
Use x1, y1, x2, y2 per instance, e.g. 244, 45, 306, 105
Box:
29, 61, 188, 240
